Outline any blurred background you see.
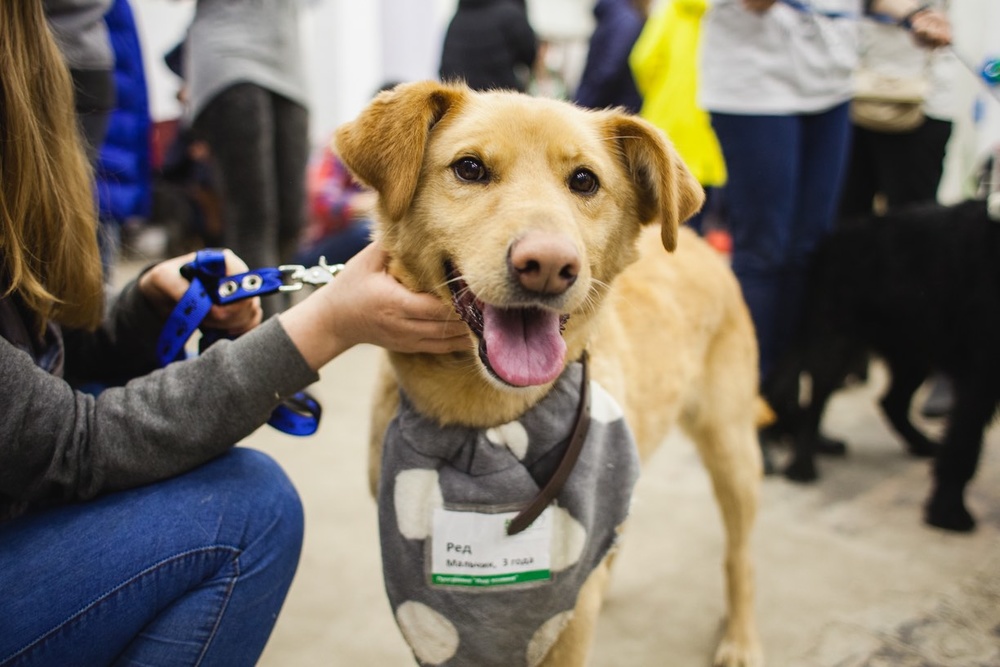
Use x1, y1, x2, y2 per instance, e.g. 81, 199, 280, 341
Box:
133, 0, 999, 205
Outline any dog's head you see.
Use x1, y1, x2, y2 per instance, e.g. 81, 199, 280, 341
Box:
335, 81, 703, 389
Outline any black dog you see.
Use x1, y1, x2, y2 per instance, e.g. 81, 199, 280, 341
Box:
764, 199, 1000, 532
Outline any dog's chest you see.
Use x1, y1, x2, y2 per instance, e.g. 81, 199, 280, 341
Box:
377, 362, 640, 667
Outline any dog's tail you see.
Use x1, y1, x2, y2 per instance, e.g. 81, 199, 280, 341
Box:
756, 397, 777, 429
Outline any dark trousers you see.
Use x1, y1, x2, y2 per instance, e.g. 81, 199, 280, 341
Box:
838, 117, 953, 219
70, 68, 116, 162
195, 84, 309, 317
711, 103, 853, 381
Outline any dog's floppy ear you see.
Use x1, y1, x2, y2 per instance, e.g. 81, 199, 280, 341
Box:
334, 81, 467, 222
605, 114, 705, 252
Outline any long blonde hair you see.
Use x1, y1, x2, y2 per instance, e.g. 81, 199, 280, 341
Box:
0, 0, 104, 332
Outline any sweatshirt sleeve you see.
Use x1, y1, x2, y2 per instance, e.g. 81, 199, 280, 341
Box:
62, 275, 177, 384
0, 316, 318, 513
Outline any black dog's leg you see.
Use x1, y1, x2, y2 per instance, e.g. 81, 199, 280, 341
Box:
879, 360, 938, 457
784, 342, 854, 483
924, 382, 994, 532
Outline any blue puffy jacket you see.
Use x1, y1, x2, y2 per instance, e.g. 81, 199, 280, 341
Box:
96, 0, 151, 225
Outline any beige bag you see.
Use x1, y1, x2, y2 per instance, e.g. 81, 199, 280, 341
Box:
850, 68, 929, 133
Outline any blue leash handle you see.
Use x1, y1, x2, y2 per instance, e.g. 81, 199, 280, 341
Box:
156, 248, 321, 437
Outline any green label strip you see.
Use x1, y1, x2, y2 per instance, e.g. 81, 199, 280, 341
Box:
431, 569, 551, 587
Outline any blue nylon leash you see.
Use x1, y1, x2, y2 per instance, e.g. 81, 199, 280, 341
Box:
156, 248, 343, 437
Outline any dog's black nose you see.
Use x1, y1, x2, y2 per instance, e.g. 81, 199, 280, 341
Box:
509, 232, 580, 295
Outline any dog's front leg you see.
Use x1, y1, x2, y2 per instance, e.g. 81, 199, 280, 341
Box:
534, 560, 611, 667
691, 423, 764, 667
368, 357, 401, 498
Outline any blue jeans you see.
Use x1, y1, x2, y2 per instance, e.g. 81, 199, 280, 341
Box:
0, 448, 303, 666
711, 104, 852, 381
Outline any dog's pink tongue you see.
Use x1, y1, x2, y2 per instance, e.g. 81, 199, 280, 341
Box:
482, 305, 566, 387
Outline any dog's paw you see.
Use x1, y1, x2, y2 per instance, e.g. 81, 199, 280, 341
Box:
925, 494, 976, 532
783, 457, 819, 483
713, 636, 763, 667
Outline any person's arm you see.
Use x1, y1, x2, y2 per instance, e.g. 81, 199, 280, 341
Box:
868, 0, 951, 47
0, 313, 313, 511
1, 242, 467, 512
739, 0, 951, 47
63, 249, 261, 385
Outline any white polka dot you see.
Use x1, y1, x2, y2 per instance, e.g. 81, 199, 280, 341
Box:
485, 420, 530, 459
395, 600, 460, 665
394, 469, 443, 540
590, 381, 624, 424
549, 506, 587, 572
526, 610, 574, 667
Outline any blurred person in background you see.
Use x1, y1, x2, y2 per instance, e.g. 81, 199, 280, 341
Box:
574, 0, 650, 114
42, 0, 122, 276
440, 0, 539, 92
94, 0, 152, 278
838, 0, 959, 415
697, 0, 952, 459
183, 0, 310, 318
292, 140, 376, 268
42, 0, 115, 161
839, 1, 958, 219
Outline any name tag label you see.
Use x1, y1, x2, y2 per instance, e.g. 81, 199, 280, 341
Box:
430, 507, 552, 588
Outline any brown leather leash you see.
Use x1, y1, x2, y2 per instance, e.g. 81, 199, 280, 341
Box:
507, 351, 591, 536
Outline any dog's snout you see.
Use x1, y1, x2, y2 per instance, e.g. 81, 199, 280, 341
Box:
509, 232, 580, 295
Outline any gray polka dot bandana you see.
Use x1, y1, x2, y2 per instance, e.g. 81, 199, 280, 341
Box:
378, 361, 641, 666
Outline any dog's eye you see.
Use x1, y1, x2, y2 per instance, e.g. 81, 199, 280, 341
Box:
452, 158, 489, 183
569, 169, 599, 194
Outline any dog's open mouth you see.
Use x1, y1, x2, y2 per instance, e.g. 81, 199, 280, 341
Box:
446, 262, 568, 388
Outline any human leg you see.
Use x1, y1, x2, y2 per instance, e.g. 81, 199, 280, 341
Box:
271, 94, 310, 266
874, 117, 953, 209
69, 67, 118, 280
0, 448, 303, 667
838, 124, 879, 220
194, 84, 278, 276
710, 112, 799, 380
779, 103, 853, 358
69, 68, 116, 163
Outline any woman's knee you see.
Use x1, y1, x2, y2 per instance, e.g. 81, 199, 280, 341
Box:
200, 448, 305, 557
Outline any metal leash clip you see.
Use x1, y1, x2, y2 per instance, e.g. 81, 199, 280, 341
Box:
278, 257, 347, 291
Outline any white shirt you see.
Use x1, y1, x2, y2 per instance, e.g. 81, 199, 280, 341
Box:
699, 0, 862, 114
184, 0, 309, 121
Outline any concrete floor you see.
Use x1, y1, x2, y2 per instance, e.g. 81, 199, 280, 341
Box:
244, 343, 1000, 667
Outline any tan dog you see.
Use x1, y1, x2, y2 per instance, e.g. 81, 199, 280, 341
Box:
335, 81, 763, 667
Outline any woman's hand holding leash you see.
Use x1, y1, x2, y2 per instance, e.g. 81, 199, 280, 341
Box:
140, 249, 263, 336
141, 243, 467, 375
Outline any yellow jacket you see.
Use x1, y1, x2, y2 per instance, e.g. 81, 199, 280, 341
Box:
629, 0, 726, 187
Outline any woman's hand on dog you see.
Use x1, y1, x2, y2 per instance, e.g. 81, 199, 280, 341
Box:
280, 242, 470, 371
